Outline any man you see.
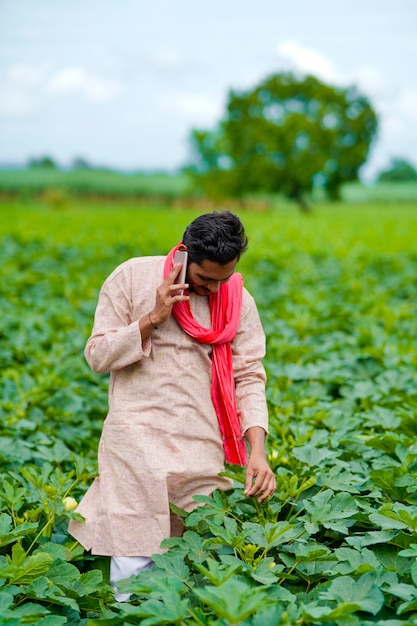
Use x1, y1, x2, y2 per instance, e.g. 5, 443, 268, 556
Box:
69, 210, 276, 600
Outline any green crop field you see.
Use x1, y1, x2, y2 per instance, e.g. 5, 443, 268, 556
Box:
1, 167, 417, 207
1, 198, 417, 624
0, 168, 192, 200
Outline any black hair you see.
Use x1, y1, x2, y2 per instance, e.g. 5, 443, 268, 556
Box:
182, 210, 248, 265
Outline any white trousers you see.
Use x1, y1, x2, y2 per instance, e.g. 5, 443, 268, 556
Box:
110, 556, 154, 602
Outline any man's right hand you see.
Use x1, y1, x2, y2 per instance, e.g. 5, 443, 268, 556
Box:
139, 263, 189, 339
150, 262, 189, 327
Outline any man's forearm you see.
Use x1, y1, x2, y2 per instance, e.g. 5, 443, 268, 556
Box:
245, 426, 267, 453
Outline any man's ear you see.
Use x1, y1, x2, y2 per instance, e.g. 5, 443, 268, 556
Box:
179, 244, 188, 251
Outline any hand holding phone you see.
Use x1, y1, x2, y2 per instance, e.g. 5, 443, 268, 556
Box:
172, 250, 188, 296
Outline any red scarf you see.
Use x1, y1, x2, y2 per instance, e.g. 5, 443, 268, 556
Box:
163, 244, 247, 466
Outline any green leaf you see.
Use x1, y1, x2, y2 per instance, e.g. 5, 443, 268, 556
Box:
319, 573, 385, 615
120, 588, 189, 625
25, 576, 79, 609
0, 549, 53, 585
1, 600, 53, 620
346, 530, 398, 549
79, 569, 104, 594
0, 514, 13, 535
333, 547, 380, 574
250, 557, 284, 584
168, 502, 188, 519
303, 489, 358, 534
194, 557, 241, 585
152, 554, 190, 582
194, 578, 271, 622
294, 542, 332, 561
302, 602, 361, 621
292, 444, 340, 467
372, 544, 413, 575
203, 517, 245, 549
242, 521, 302, 550
0, 517, 38, 548
117, 571, 186, 598
250, 604, 288, 626
32, 618, 67, 626
0, 591, 14, 613
386, 582, 417, 602
2, 481, 27, 508
37, 559, 78, 585
398, 542, 417, 557
317, 467, 362, 494
160, 530, 210, 564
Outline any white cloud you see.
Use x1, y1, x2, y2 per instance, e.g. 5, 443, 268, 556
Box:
159, 92, 224, 124
277, 40, 340, 83
276, 40, 388, 101
45, 67, 123, 101
0, 63, 123, 118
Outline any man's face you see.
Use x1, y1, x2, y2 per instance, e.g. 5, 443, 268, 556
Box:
186, 258, 238, 296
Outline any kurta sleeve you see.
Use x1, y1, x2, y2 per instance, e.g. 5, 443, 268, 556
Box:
232, 289, 269, 436
84, 262, 151, 374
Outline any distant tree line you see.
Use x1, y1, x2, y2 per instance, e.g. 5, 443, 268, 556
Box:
377, 157, 417, 182
28, 156, 92, 170
25, 153, 417, 187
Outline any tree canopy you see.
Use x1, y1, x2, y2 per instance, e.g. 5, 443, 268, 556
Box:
377, 157, 417, 182
188, 72, 378, 209
28, 156, 57, 169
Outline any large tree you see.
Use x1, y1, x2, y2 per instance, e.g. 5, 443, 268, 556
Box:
188, 72, 378, 210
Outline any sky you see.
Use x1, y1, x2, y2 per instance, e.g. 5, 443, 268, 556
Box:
1, 0, 417, 181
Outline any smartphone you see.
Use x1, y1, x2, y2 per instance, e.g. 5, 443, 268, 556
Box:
173, 250, 188, 295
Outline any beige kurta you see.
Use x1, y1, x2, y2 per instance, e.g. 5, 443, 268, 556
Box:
68, 256, 268, 556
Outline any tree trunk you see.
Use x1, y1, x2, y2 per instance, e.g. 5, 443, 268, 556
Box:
295, 192, 311, 213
